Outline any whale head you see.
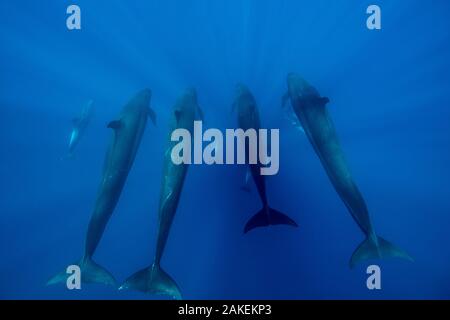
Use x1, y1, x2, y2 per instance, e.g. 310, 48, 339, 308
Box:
234, 83, 251, 99
135, 88, 152, 104
287, 73, 319, 97
125, 88, 152, 111
182, 87, 198, 106
173, 87, 198, 121
119, 89, 153, 124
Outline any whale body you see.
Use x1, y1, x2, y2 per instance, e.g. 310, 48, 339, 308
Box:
119, 88, 202, 299
48, 89, 156, 286
234, 84, 297, 233
66, 100, 94, 158
283, 73, 412, 267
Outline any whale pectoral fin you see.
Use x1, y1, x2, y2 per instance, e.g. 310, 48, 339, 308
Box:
285, 109, 305, 133
196, 105, 204, 122
314, 96, 330, 106
281, 92, 289, 108
72, 117, 80, 125
107, 120, 122, 130
320, 97, 330, 105
147, 107, 157, 126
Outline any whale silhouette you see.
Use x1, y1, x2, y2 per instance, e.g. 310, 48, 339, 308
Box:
65, 99, 94, 159
119, 88, 203, 299
283, 73, 412, 267
233, 84, 297, 233
47, 89, 156, 286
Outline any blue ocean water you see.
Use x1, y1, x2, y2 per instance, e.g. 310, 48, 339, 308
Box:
1, 0, 450, 299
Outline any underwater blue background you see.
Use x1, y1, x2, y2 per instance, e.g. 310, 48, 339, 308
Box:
1, 0, 450, 299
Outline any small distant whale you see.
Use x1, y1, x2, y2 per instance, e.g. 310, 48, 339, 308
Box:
66, 100, 94, 158
119, 88, 203, 299
48, 89, 156, 286
233, 84, 297, 233
283, 73, 412, 267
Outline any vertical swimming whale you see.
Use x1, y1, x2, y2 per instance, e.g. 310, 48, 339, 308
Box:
283, 73, 412, 267
119, 88, 202, 299
66, 99, 94, 158
47, 89, 156, 286
233, 84, 297, 233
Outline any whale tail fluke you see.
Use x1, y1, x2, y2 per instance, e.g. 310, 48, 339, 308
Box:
350, 234, 413, 268
46, 257, 117, 287
119, 263, 182, 300
244, 206, 298, 233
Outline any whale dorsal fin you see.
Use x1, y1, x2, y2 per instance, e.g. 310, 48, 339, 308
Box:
107, 120, 122, 130
300, 95, 330, 107
307, 96, 329, 106
316, 97, 330, 106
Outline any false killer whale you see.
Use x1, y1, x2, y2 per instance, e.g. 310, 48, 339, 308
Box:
119, 88, 203, 299
65, 99, 94, 158
282, 73, 412, 267
47, 89, 156, 286
233, 84, 297, 233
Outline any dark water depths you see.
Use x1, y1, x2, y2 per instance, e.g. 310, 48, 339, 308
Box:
1, 0, 449, 299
